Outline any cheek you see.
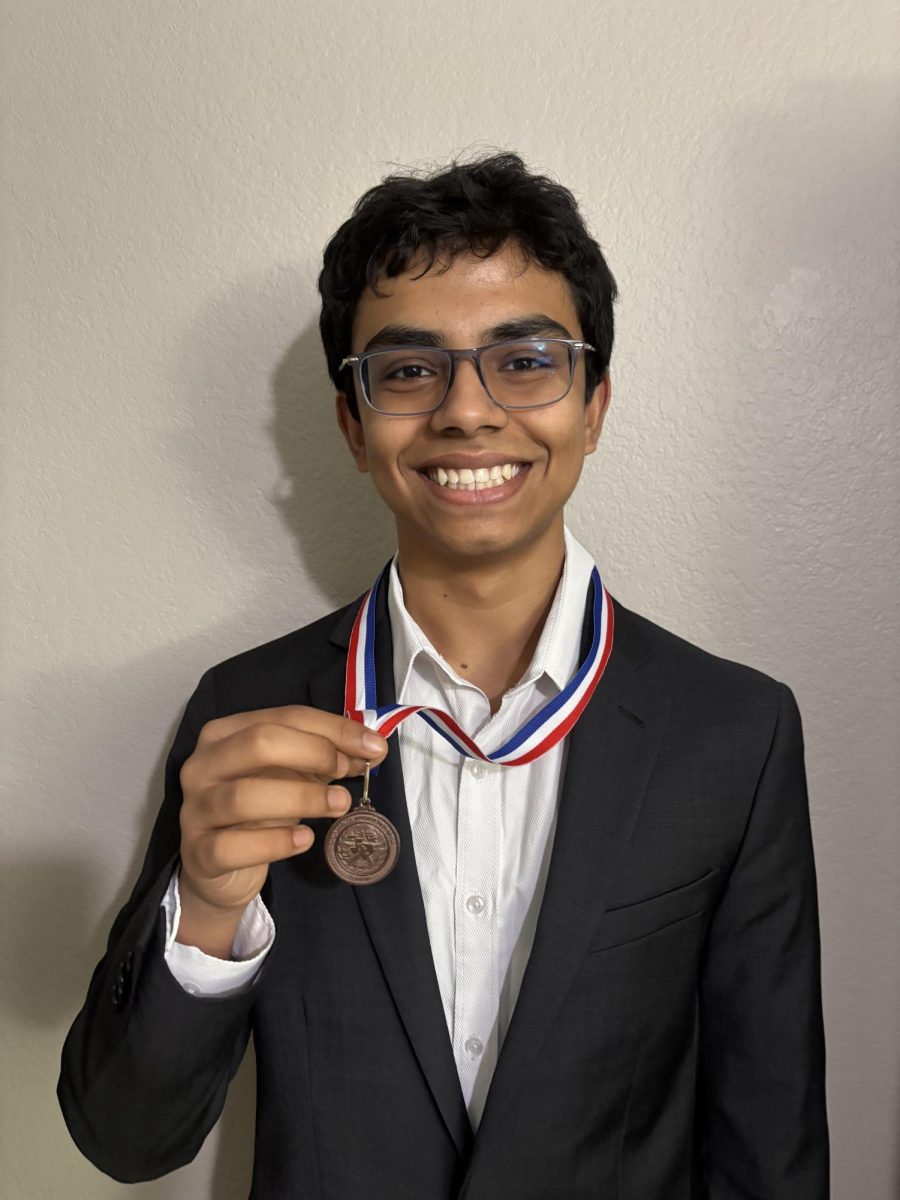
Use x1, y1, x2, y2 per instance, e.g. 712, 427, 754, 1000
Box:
526, 413, 586, 469
359, 425, 415, 487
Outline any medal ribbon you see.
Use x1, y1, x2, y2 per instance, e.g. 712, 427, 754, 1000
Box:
344, 560, 614, 768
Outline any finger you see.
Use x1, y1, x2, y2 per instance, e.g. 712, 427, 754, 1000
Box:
196, 705, 388, 763
341, 754, 383, 778
195, 825, 317, 875
255, 764, 351, 784
230, 816, 309, 831
193, 776, 351, 828
186, 724, 352, 791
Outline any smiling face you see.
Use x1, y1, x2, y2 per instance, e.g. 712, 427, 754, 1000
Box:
336, 240, 611, 571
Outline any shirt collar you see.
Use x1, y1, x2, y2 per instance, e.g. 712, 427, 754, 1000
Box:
386, 526, 597, 701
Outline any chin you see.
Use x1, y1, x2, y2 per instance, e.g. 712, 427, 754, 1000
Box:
416, 521, 542, 561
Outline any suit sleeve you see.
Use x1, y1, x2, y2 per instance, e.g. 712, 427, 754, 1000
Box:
57, 667, 275, 1183
697, 682, 829, 1198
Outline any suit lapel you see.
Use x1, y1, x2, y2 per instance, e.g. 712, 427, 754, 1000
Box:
309, 584, 472, 1157
472, 596, 671, 1140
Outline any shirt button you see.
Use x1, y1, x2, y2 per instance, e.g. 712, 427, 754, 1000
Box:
465, 893, 485, 915
470, 761, 487, 779
464, 1036, 484, 1058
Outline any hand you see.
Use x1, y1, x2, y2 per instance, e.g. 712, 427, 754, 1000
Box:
178, 706, 388, 920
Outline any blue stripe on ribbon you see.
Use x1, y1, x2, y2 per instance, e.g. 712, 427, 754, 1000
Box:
417, 709, 481, 757
363, 565, 389, 709
489, 569, 603, 760
360, 565, 604, 765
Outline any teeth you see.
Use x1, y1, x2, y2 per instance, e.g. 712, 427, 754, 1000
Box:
424, 463, 523, 490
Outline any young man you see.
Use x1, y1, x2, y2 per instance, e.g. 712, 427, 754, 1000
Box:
59, 153, 829, 1198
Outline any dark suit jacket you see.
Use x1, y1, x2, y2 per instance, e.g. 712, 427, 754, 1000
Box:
58, 582, 829, 1198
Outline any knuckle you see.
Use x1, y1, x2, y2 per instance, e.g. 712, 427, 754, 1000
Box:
224, 776, 254, 823
185, 781, 224, 829
195, 717, 220, 747
179, 754, 196, 792
246, 722, 279, 757
309, 732, 338, 774
285, 704, 312, 725
179, 788, 204, 837
199, 830, 224, 876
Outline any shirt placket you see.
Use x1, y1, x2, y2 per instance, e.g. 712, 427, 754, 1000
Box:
451, 689, 502, 1118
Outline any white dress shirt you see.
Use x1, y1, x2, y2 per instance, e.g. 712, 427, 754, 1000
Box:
162, 527, 596, 1132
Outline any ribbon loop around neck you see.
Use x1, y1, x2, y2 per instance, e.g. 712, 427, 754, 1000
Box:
344, 561, 614, 769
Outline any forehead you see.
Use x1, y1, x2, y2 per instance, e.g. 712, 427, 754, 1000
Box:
350, 242, 580, 346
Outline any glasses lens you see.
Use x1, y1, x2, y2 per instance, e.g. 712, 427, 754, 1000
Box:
363, 348, 450, 413
481, 340, 574, 408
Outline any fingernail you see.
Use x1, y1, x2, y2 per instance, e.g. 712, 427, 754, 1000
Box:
293, 826, 314, 849
362, 731, 388, 755
328, 786, 350, 812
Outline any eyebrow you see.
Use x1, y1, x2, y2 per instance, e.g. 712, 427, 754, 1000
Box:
361, 313, 574, 353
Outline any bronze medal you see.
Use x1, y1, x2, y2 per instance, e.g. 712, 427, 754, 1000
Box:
324, 762, 400, 885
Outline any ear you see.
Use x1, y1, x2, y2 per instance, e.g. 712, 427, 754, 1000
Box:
335, 391, 369, 473
583, 372, 611, 456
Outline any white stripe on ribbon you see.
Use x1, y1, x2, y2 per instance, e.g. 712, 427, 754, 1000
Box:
344, 561, 614, 767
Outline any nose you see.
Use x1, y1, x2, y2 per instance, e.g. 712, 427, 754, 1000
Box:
429, 355, 507, 434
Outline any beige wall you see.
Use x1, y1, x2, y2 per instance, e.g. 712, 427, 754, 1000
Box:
4, 1, 898, 1195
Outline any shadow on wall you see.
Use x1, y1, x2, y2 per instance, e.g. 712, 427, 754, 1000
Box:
162, 263, 397, 613
269, 319, 398, 604
9, 270, 396, 1195
19, 267, 395, 1196
1, 674, 258, 1199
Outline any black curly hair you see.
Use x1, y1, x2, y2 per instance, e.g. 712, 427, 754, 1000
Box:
317, 151, 618, 420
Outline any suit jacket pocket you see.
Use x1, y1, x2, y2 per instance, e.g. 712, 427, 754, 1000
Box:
588, 867, 722, 953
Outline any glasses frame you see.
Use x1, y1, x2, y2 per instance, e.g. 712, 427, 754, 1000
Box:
339, 337, 596, 416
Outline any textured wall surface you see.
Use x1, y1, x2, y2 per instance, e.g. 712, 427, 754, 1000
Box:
4, 0, 898, 1196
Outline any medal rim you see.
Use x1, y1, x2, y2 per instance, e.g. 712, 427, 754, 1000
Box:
323, 805, 401, 885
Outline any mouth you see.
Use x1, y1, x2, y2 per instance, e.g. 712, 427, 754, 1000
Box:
418, 462, 527, 492
413, 460, 533, 505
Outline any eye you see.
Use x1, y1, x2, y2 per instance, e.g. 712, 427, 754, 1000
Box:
501, 353, 554, 372
498, 345, 558, 374
367, 349, 446, 391
489, 340, 562, 375
384, 361, 435, 380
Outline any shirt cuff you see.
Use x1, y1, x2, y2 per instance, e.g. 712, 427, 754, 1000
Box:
160, 868, 275, 998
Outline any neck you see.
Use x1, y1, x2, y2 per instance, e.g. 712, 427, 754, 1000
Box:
395, 522, 567, 711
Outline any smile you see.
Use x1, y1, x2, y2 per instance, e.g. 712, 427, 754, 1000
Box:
423, 463, 524, 491
415, 462, 532, 505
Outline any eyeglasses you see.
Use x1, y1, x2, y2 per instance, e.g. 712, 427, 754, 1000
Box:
339, 338, 595, 416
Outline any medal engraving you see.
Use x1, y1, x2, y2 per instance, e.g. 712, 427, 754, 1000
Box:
324, 762, 400, 885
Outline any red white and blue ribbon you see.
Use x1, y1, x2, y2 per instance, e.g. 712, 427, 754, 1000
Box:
344, 561, 614, 768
